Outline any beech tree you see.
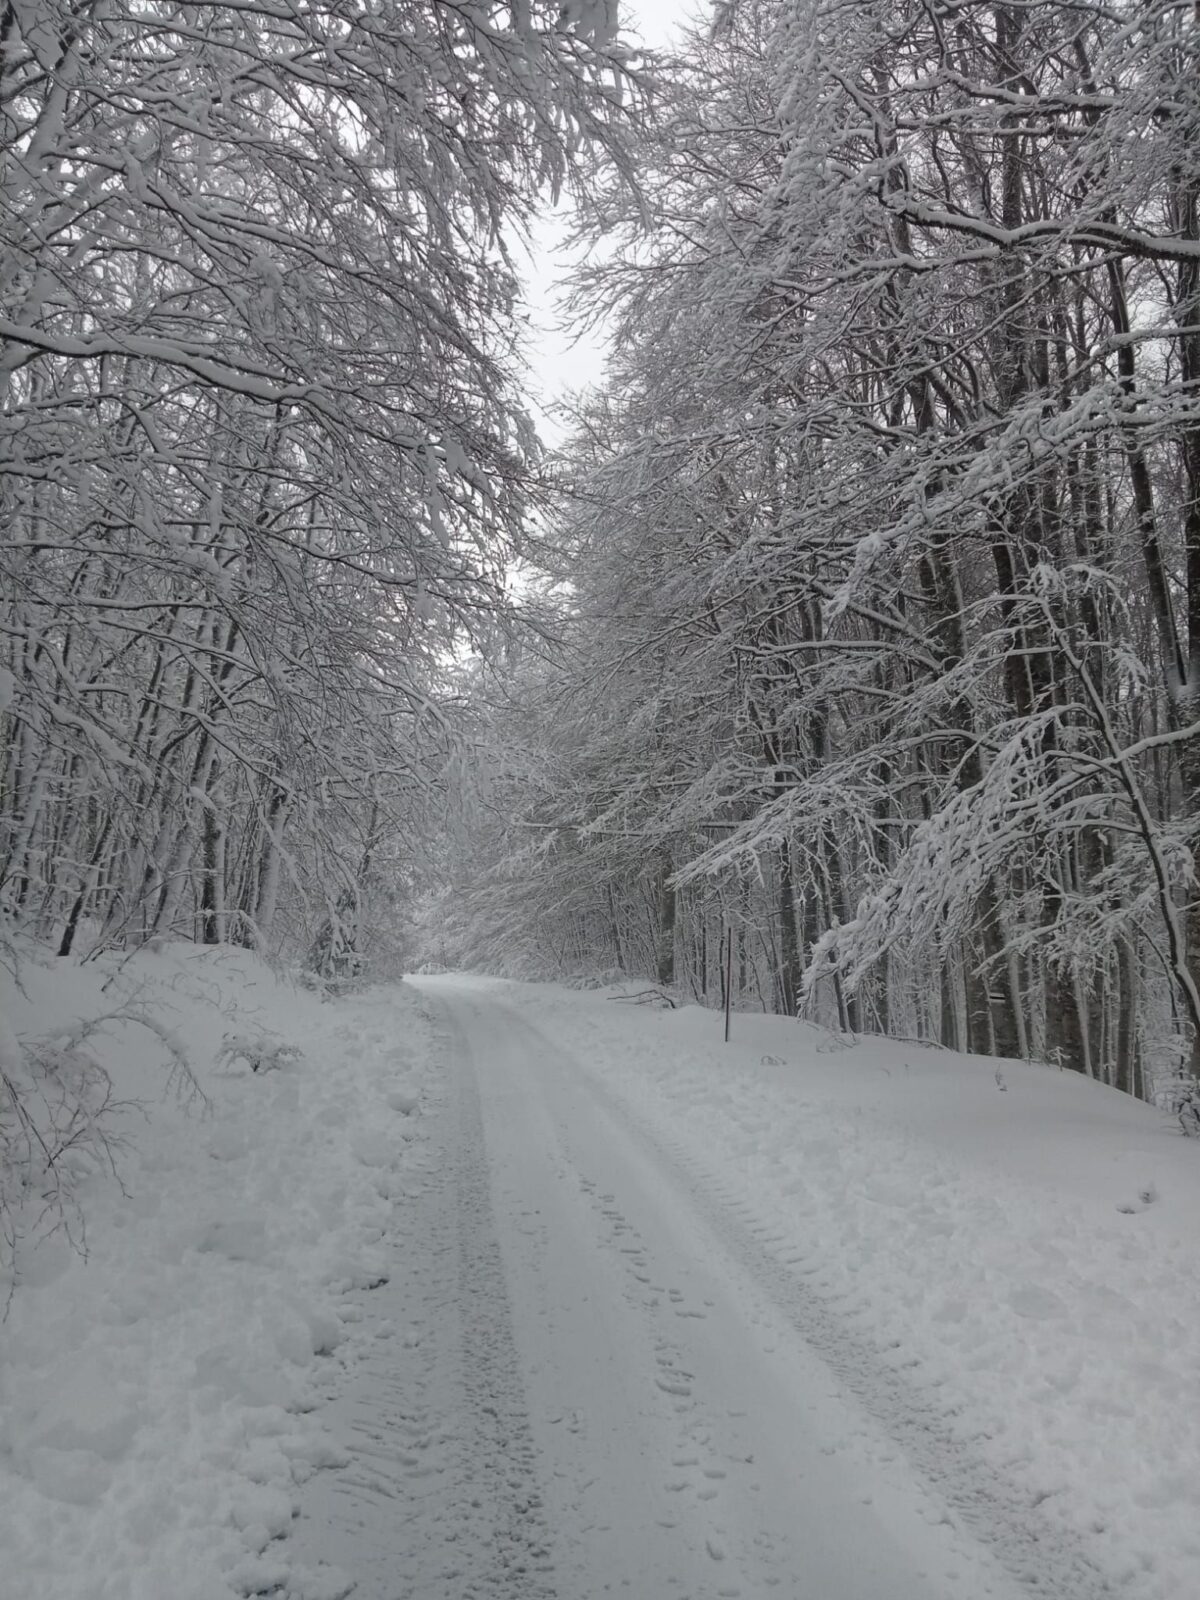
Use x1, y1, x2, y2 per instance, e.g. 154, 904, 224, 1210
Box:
444, 0, 1200, 1100
0, 0, 641, 968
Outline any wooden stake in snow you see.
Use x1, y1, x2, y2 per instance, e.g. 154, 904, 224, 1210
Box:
724, 925, 733, 1044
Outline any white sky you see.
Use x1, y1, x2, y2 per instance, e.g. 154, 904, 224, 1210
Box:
519, 0, 703, 445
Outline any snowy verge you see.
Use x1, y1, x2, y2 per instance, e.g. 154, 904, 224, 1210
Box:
0, 940, 434, 1600
468, 976, 1200, 1600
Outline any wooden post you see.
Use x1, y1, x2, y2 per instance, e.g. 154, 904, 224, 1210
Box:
724, 924, 733, 1044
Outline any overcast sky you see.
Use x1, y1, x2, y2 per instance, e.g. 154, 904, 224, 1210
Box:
520, 0, 703, 444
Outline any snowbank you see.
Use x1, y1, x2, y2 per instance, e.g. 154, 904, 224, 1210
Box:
498, 978, 1200, 1600
0, 941, 434, 1600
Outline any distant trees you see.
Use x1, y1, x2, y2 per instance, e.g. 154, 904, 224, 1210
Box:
445, 0, 1200, 1097
0, 1, 640, 969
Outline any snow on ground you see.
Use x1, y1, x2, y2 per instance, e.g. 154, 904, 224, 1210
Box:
409, 980, 1040, 1600
4, 951, 1200, 1600
488, 976, 1200, 1600
0, 940, 436, 1600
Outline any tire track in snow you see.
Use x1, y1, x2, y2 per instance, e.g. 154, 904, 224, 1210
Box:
288, 998, 556, 1600
440, 985, 1026, 1600
561, 1037, 1120, 1600
448, 1005, 558, 1600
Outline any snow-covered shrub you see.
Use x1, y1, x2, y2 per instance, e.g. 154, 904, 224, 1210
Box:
566, 968, 627, 991
215, 1031, 303, 1075
0, 1006, 200, 1273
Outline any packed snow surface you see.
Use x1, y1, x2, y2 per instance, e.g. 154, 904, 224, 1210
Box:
3, 951, 1200, 1599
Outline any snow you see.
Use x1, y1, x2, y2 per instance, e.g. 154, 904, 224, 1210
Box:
3, 948, 1200, 1599
0, 941, 435, 1600
416, 983, 1028, 1599
476, 976, 1200, 1600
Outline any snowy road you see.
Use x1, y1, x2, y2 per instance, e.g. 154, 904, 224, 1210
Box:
293, 979, 1101, 1600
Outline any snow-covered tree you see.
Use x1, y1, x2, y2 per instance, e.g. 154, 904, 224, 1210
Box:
444, 0, 1200, 1098
0, 0, 643, 968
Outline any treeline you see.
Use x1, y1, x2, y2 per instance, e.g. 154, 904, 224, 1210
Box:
445, 0, 1200, 1097
0, 2, 636, 973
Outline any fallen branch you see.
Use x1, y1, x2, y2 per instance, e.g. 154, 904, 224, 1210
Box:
610, 988, 677, 1009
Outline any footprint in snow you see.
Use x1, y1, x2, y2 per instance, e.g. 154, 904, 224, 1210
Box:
1116, 1182, 1159, 1215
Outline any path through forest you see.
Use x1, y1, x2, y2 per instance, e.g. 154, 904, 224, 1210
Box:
290, 979, 1111, 1600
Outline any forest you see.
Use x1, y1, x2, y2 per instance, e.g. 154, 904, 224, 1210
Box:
4, 0, 1200, 1104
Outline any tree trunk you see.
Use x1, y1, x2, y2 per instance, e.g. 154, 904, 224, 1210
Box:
656, 859, 676, 988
